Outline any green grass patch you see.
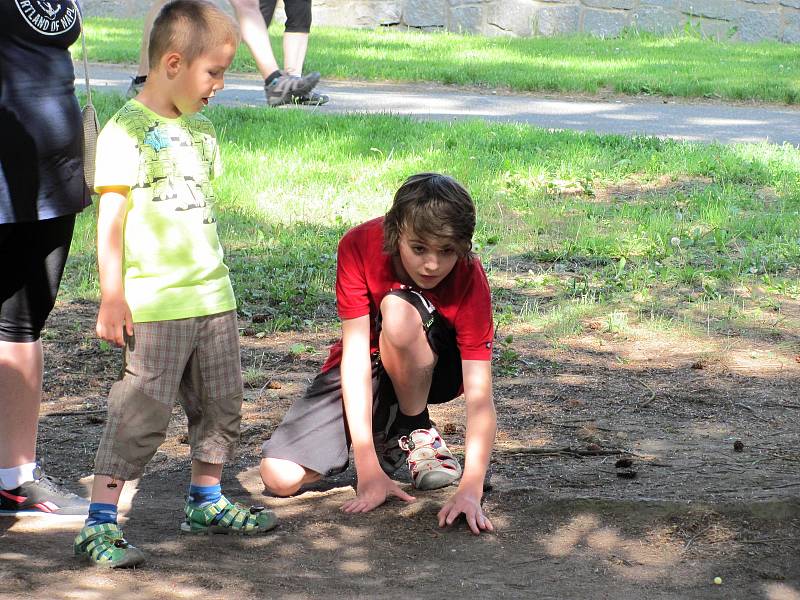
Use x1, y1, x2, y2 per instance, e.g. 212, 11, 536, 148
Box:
77, 18, 800, 104
64, 92, 800, 341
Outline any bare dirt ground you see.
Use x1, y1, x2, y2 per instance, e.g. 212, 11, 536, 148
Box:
2, 299, 799, 600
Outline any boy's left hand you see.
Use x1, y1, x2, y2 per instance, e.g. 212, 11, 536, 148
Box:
438, 489, 494, 535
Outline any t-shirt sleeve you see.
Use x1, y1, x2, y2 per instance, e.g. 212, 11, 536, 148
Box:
453, 261, 494, 361
93, 119, 139, 193
335, 229, 370, 320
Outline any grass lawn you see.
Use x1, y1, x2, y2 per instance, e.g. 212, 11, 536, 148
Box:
78, 18, 800, 104
63, 93, 800, 346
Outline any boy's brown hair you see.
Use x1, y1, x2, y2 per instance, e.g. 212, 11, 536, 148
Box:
149, 0, 240, 69
383, 173, 476, 258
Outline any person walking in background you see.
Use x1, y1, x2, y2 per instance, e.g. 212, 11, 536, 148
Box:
0, 1, 92, 517
128, 0, 326, 106
258, 0, 329, 105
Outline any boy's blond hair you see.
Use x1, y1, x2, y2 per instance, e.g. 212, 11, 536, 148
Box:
149, 0, 240, 68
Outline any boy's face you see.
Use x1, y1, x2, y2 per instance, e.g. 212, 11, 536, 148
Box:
396, 230, 460, 290
171, 42, 236, 115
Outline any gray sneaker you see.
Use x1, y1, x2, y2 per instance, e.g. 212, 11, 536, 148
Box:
265, 71, 321, 107
0, 467, 89, 517
126, 76, 146, 99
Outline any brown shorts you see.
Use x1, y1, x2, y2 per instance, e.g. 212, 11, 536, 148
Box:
93, 310, 243, 480
261, 289, 462, 476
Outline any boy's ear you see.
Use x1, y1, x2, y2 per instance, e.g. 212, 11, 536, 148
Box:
163, 51, 183, 77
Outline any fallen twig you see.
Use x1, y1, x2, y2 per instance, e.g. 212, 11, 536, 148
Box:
710, 537, 800, 545
41, 409, 106, 418
500, 445, 629, 457
538, 419, 614, 432
755, 482, 800, 491
629, 376, 656, 407
683, 525, 713, 552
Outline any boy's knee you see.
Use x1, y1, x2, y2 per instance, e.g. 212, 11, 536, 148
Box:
259, 457, 312, 497
380, 294, 423, 346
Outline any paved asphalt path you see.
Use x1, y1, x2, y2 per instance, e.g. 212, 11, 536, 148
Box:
76, 62, 800, 146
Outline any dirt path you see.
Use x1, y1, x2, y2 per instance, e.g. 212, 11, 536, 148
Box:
1, 300, 799, 599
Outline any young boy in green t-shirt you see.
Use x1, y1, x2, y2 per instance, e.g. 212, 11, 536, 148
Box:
73, 0, 276, 569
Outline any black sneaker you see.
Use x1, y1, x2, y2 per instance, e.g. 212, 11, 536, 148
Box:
265, 71, 321, 107
293, 91, 330, 106
374, 429, 405, 476
0, 468, 89, 517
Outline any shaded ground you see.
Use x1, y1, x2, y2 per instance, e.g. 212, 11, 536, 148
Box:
1, 300, 799, 600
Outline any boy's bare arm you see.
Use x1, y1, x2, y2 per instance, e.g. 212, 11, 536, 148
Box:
438, 359, 496, 534
96, 188, 133, 348
339, 315, 415, 512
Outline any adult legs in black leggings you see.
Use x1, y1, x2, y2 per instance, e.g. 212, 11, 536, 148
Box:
0, 215, 74, 468
259, 0, 313, 77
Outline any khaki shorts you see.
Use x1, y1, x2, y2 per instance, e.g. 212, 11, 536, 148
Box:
261, 289, 462, 476
94, 310, 243, 480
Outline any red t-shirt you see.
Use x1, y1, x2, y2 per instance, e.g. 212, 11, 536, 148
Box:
322, 217, 494, 372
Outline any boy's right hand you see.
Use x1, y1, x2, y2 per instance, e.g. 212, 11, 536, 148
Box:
96, 295, 134, 347
341, 469, 415, 513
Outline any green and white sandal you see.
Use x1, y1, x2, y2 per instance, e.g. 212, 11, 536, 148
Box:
73, 523, 145, 568
181, 496, 277, 535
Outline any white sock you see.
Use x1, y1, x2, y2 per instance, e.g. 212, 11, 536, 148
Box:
0, 463, 38, 489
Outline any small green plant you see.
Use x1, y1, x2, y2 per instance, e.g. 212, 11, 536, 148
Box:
602, 311, 629, 335
494, 335, 521, 377
289, 343, 314, 356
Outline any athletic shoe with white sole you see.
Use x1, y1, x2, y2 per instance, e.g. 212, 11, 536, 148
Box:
0, 468, 89, 517
293, 90, 330, 106
126, 75, 146, 99
399, 427, 462, 490
265, 70, 321, 107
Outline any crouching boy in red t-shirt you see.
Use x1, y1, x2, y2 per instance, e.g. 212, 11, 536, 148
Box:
260, 173, 496, 534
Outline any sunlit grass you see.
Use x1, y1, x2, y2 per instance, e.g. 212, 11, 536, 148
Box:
76, 19, 800, 104
63, 92, 800, 341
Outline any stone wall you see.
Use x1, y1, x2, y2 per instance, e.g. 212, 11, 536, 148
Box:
82, 0, 800, 42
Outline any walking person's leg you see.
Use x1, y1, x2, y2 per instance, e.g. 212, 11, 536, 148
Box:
261, 0, 329, 105
126, 0, 169, 97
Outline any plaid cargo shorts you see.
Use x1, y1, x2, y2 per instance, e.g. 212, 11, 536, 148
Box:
93, 310, 243, 480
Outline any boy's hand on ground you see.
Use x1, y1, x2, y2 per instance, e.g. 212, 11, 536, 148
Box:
438, 490, 494, 535
96, 297, 134, 347
341, 471, 415, 513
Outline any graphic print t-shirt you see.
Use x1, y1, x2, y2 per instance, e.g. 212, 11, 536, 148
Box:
94, 100, 236, 323
0, 0, 81, 93
0, 1, 90, 223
